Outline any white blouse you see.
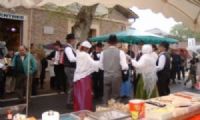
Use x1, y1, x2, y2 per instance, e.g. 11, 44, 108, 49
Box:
74, 51, 99, 82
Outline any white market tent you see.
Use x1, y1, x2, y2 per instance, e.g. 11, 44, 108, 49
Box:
132, 0, 200, 32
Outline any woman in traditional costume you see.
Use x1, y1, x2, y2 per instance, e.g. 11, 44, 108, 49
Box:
73, 41, 99, 111
132, 45, 158, 99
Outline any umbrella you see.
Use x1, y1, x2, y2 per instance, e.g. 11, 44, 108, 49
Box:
90, 29, 177, 44
171, 48, 191, 59
132, 0, 200, 32
43, 42, 67, 50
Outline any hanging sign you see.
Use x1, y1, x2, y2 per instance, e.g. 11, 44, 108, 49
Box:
0, 12, 24, 21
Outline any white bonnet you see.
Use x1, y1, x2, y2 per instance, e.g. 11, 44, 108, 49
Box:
142, 44, 153, 54
81, 41, 92, 48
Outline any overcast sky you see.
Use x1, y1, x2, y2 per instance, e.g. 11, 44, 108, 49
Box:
130, 7, 178, 33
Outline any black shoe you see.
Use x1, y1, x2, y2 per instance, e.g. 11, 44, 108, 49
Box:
66, 104, 73, 109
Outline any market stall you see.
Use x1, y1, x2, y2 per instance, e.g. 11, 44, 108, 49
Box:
90, 29, 177, 44
8, 91, 200, 120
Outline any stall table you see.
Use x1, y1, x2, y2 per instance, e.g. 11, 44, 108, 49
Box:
33, 92, 200, 120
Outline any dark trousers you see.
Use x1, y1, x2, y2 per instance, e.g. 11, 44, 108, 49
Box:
0, 70, 5, 97
50, 77, 55, 89
92, 70, 104, 99
54, 65, 66, 91
64, 67, 75, 104
171, 68, 181, 82
103, 75, 122, 104
180, 66, 185, 79
32, 78, 39, 95
40, 70, 46, 88
15, 74, 32, 101
157, 77, 170, 96
133, 73, 140, 97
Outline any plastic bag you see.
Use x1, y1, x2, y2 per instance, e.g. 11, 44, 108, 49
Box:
120, 80, 133, 97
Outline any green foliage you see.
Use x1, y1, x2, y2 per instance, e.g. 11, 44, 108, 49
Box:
170, 24, 200, 41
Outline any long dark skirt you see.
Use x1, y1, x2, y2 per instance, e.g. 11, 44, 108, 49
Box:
135, 75, 158, 99
73, 76, 93, 111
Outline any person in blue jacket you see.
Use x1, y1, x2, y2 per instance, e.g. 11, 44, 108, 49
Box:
12, 45, 37, 102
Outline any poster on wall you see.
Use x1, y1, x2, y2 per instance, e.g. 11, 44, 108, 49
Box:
44, 26, 54, 35
188, 38, 196, 48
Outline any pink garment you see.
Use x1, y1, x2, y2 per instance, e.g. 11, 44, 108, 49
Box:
73, 76, 93, 111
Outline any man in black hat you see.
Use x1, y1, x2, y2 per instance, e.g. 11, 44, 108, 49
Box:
64, 33, 77, 105
46, 41, 65, 93
91, 42, 104, 99
156, 42, 171, 96
100, 35, 128, 104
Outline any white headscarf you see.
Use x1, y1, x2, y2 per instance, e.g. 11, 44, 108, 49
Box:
142, 44, 153, 54
133, 44, 158, 98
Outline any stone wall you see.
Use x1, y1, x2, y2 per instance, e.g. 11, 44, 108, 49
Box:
99, 20, 126, 35
31, 9, 69, 45
0, 7, 130, 47
108, 9, 127, 22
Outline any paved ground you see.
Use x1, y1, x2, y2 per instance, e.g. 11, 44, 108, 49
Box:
0, 79, 199, 119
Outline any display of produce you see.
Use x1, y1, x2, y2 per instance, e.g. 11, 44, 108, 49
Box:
5, 92, 200, 120
71, 110, 93, 120
91, 110, 130, 120
96, 99, 129, 113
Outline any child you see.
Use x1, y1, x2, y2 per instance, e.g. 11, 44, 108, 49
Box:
184, 58, 197, 88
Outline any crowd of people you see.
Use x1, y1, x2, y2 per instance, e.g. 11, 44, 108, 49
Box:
0, 33, 199, 112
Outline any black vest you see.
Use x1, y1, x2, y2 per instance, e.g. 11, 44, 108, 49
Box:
136, 52, 142, 61
64, 45, 76, 68
92, 51, 100, 61
156, 52, 170, 78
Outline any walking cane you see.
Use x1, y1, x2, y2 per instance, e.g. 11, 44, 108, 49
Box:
26, 8, 34, 117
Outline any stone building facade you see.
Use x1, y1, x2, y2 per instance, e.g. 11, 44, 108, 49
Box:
0, 5, 137, 50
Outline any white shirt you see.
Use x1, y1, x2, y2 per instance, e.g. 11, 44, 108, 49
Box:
21, 56, 25, 61
74, 51, 99, 82
0, 63, 4, 69
99, 46, 128, 70
156, 52, 166, 72
64, 44, 76, 62
54, 51, 60, 65
152, 52, 158, 60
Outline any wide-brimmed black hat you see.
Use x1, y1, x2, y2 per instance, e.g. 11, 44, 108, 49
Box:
108, 34, 118, 44
159, 42, 169, 50
96, 42, 104, 48
54, 40, 62, 47
66, 33, 75, 40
